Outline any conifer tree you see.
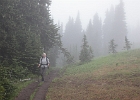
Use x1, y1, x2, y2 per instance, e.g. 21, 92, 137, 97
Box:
48, 45, 60, 67
109, 39, 118, 54
102, 6, 115, 55
79, 35, 93, 63
0, 0, 59, 99
0, 0, 58, 65
86, 19, 93, 46
74, 12, 82, 36
55, 32, 75, 65
124, 36, 131, 51
58, 22, 63, 35
89, 46, 94, 61
63, 13, 83, 61
92, 13, 102, 57
74, 12, 83, 48
112, 0, 127, 49
63, 16, 74, 47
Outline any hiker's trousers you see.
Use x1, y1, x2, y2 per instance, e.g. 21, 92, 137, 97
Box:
40, 67, 47, 81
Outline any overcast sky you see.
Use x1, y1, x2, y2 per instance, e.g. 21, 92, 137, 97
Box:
50, 0, 140, 30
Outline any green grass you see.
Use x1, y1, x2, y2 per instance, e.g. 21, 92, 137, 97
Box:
64, 49, 140, 75
46, 49, 140, 100
12, 80, 33, 100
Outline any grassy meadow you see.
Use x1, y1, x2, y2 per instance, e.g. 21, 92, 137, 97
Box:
46, 49, 140, 100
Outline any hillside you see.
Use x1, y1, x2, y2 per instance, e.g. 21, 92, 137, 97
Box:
46, 49, 140, 100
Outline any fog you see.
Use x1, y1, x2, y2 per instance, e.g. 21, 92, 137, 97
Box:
50, 0, 140, 29
50, 0, 140, 65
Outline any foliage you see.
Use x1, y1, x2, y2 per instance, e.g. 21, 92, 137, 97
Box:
124, 36, 132, 51
102, 6, 114, 55
79, 35, 94, 63
109, 39, 118, 54
0, 85, 5, 100
62, 12, 83, 61
0, 64, 28, 81
0, 74, 16, 100
60, 48, 74, 65
86, 13, 102, 57
89, 46, 94, 61
48, 45, 60, 67
0, 79, 15, 100
0, 65, 27, 100
56, 33, 75, 65
103, 0, 127, 54
112, 0, 127, 48
0, 0, 59, 99
0, 0, 58, 73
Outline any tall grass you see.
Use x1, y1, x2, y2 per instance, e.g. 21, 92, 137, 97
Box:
46, 49, 140, 100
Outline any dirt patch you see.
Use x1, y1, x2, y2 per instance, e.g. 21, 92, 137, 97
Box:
15, 68, 60, 100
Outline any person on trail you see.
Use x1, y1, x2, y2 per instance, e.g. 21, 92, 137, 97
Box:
38, 53, 50, 81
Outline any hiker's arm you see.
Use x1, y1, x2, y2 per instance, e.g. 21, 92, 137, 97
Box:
38, 64, 40, 67
47, 58, 50, 66
38, 58, 41, 67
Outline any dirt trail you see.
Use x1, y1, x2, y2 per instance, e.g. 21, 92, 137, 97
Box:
15, 68, 60, 100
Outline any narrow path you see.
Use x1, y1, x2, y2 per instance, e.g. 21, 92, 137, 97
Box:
15, 81, 39, 100
15, 68, 60, 100
33, 69, 59, 100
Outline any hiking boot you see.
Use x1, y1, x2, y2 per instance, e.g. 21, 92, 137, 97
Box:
42, 78, 44, 81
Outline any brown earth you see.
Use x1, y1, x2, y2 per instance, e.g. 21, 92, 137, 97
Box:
15, 68, 60, 100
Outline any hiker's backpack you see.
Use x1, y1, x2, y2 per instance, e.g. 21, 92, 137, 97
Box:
40, 57, 49, 65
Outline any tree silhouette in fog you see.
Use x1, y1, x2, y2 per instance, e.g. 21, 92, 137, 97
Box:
103, 5, 115, 55
79, 35, 93, 63
86, 13, 102, 57
124, 36, 132, 51
112, 0, 127, 49
109, 39, 118, 54
62, 12, 83, 61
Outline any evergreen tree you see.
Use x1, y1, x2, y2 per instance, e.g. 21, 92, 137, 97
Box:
0, 0, 59, 99
0, 0, 19, 64
48, 45, 59, 67
89, 46, 94, 61
74, 12, 83, 55
109, 39, 118, 54
86, 19, 93, 46
92, 13, 102, 57
63, 12, 83, 61
79, 35, 93, 63
102, 6, 115, 55
124, 36, 131, 51
56, 32, 74, 66
20, 32, 42, 73
112, 0, 127, 49
0, 0, 58, 66
58, 22, 63, 35
74, 12, 82, 36
63, 16, 74, 47
60, 48, 74, 65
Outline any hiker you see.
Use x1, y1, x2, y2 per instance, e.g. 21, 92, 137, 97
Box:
38, 53, 50, 81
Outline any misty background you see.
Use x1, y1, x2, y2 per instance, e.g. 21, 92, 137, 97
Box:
51, 0, 140, 29
0, 1, 140, 99
51, 0, 140, 42
50, 0, 140, 66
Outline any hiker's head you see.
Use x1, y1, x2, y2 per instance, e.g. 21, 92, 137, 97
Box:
42, 53, 46, 58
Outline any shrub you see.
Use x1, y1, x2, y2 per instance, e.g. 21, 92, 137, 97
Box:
0, 66, 16, 100
0, 78, 16, 100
